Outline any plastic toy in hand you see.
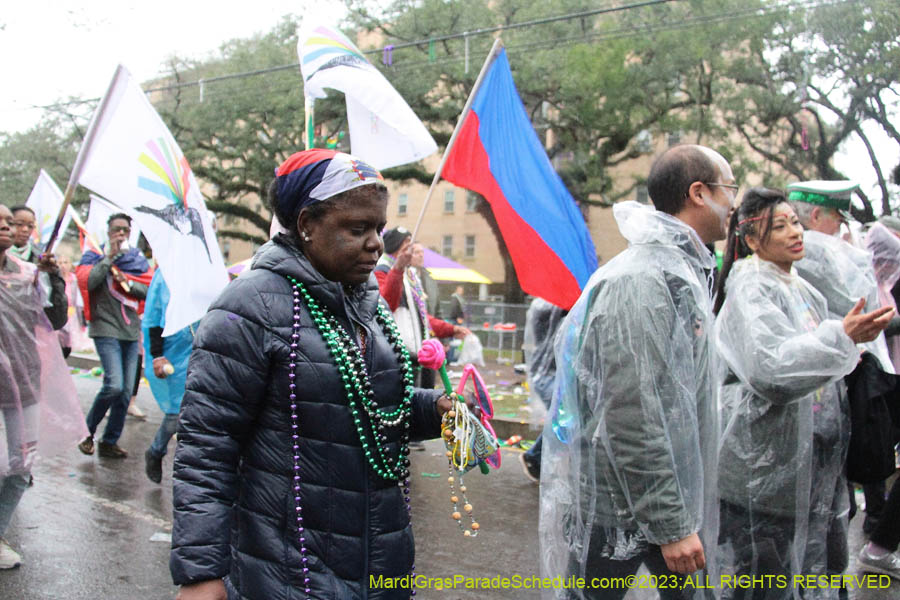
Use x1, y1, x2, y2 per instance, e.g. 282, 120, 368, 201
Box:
418, 340, 499, 537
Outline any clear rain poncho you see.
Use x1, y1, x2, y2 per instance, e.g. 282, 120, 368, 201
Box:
865, 223, 900, 373
539, 202, 719, 598
0, 255, 87, 478
523, 298, 567, 424
715, 256, 857, 597
793, 229, 893, 373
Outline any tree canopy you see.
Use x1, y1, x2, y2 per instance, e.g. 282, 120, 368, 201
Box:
346, 0, 899, 216
0, 0, 897, 256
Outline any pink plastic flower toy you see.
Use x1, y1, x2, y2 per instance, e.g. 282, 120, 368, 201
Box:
418, 339, 454, 395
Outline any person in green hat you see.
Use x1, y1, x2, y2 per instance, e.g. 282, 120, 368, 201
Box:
789, 180, 900, 368
788, 179, 900, 584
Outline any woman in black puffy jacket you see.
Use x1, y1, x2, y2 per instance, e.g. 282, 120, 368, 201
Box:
170, 150, 451, 600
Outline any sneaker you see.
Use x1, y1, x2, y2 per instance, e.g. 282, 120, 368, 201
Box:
858, 544, 900, 580
144, 449, 162, 484
519, 452, 540, 483
97, 442, 128, 459
77, 436, 94, 455
127, 401, 147, 420
0, 538, 21, 569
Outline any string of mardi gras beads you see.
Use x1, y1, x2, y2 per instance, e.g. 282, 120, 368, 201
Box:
286, 276, 419, 598
287, 276, 415, 480
418, 339, 481, 537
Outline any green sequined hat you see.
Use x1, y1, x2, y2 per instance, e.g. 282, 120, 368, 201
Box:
786, 180, 858, 221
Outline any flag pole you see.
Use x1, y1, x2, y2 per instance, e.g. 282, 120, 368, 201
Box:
411, 38, 505, 239
304, 96, 315, 150
43, 65, 126, 254
68, 208, 104, 254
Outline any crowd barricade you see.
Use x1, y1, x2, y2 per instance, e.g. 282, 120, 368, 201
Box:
438, 299, 528, 363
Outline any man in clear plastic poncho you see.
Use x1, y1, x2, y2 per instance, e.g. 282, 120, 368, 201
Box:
540, 145, 734, 598
865, 221, 900, 373
789, 181, 900, 581
789, 180, 899, 373
0, 205, 87, 568
519, 297, 567, 482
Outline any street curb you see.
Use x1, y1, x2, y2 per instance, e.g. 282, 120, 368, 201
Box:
68, 352, 101, 370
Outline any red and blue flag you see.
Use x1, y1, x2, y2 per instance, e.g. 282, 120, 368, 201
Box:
442, 49, 597, 310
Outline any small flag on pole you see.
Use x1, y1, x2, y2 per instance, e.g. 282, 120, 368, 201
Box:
72, 65, 228, 335
299, 24, 437, 170
25, 170, 76, 253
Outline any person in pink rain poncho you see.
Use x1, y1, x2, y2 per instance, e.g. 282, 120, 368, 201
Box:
0, 205, 88, 569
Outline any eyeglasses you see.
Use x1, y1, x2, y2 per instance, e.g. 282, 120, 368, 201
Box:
109, 226, 131, 234
704, 182, 740, 191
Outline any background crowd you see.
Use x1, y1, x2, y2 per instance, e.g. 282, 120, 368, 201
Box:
1, 146, 898, 600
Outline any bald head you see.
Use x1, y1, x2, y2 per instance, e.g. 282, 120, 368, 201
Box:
647, 145, 723, 215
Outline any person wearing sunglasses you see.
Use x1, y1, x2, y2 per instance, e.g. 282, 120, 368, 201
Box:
540, 145, 734, 596
75, 213, 152, 460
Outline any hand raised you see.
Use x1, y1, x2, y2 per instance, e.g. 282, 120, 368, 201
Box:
843, 298, 894, 343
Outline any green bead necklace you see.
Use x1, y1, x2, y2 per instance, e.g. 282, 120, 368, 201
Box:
287, 276, 414, 481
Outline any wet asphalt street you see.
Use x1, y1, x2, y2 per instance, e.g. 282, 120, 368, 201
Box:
0, 374, 896, 599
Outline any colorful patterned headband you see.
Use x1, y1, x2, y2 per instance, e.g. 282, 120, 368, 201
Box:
274, 149, 384, 216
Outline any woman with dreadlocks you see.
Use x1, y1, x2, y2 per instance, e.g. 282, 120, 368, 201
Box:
712, 188, 892, 598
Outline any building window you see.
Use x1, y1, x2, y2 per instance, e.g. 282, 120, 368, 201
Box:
466, 191, 479, 213
465, 235, 475, 258
667, 131, 681, 147
636, 129, 652, 153
442, 235, 453, 256
636, 185, 649, 204
397, 193, 408, 216
443, 190, 455, 214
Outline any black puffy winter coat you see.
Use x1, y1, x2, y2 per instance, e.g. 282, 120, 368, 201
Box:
170, 237, 442, 599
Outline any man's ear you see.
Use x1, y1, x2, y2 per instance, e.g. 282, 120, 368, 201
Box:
809, 206, 822, 224
686, 181, 706, 208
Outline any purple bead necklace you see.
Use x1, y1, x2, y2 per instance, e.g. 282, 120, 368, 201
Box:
287, 276, 417, 598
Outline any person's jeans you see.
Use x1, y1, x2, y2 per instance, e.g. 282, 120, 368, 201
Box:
1, 406, 34, 537
0, 474, 29, 538
148, 414, 179, 458
85, 337, 139, 445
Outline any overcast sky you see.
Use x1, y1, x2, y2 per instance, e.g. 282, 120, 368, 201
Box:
0, 0, 340, 132
1, 1, 895, 201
